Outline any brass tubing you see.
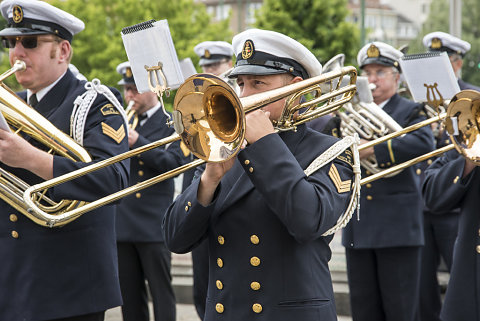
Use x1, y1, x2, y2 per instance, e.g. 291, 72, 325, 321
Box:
360, 144, 454, 185
358, 113, 445, 152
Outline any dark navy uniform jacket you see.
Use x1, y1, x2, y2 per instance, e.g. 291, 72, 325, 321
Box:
116, 108, 185, 242
164, 125, 355, 321
458, 78, 480, 91
423, 150, 480, 321
343, 93, 434, 248
0, 70, 129, 320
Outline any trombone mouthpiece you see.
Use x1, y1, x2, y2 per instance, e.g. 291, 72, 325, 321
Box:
369, 83, 376, 91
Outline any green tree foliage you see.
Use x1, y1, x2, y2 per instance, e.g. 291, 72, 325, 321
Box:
253, 0, 360, 68
408, 0, 480, 86
0, 0, 232, 98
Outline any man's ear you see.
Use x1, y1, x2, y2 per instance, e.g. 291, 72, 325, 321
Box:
58, 41, 71, 63
291, 76, 303, 84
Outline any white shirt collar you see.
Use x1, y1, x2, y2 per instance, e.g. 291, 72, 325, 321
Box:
139, 102, 161, 126
377, 97, 391, 109
27, 70, 67, 104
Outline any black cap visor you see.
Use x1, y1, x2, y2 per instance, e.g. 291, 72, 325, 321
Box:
361, 56, 400, 71
228, 64, 288, 78
0, 27, 50, 38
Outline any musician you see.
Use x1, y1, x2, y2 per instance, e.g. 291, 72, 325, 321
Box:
194, 40, 234, 76
342, 41, 435, 321
423, 31, 480, 91
189, 40, 235, 320
115, 62, 185, 321
0, 1, 129, 321
163, 28, 356, 321
423, 146, 480, 321
415, 143, 459, 321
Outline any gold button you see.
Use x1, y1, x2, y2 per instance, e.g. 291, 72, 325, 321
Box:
250, 235, 259, 245
380, 163, 384, 168
218, 235, 225, 245
138, 170, 144, 176
217, 258, 223, 268
9, 214, 17, 222
244, 160, 250, 165
215, 303, 224, 313
453, 176, 459, 184
366, 183, 372, 188
477, 245, 480, 254
250, 281, 261, 290
185, 206, 189, 212
11, 231, 18, 239
387, 162, 391, 166
427, 159, 433, 165
187, 201, 192, 206
252, 303, 262, 313
366, 170, 371, 175
250, 256, 260, 266
416, 168, 422, 175
249, 167, 254, 173
138, 160, 144, 165
216, 280, 223, 290
366, 195, 373, 201
135, 192, 141, 198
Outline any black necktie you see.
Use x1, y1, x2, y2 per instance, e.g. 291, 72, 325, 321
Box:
29, 94, 38, 108
138, 113, 148, 126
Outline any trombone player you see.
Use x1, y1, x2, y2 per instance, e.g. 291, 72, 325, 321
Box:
341, 41, 434, 321
0, 1, 129, 320
422, 103, 480, 321
163, 29, 356, 321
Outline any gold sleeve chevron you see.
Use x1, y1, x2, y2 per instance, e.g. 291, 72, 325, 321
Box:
101, 122, 126, 144
328, 164, 351, 193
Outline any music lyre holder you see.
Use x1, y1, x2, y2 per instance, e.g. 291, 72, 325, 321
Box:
145, 62, 173, 127
425, 82, 444, 114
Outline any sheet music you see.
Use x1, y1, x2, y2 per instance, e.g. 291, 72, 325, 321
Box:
178, 58, 197, 81
0, 112, 11, 132
121, 20, 184, 93
399, 52, 460, 103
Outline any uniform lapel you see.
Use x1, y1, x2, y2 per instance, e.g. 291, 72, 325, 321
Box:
137, 109, 164, 137
215, 126, 306, 215
215, 159, 254, 215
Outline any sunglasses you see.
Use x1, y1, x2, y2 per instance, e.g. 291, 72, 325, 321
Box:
1, 36, 56, 49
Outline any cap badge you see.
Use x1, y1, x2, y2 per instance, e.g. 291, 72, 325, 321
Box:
367, 44, 380, 58
125, 67, 133, 78
431, 37, 442, 49
242, 40, 254, 59
204, 49, 211, 58
12, 5, 23, 24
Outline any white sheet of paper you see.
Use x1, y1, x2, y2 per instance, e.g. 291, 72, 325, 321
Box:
121, 20, 184, 93
0, 111, 11, 132
399, 52, 460, 103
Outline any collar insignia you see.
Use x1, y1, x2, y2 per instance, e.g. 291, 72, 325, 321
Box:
12, 5, 23, 24
125, 67, 133, 78
204, 49, 211, 58
367, 44, 380, 58
101, 122, 125, 144
431, 37, 442, 49
101, 103, 120, 116
242, 40, 254, 60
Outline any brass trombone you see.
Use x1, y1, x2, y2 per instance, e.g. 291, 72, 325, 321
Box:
359, 89, 480, 185
23, 66, 358, 227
